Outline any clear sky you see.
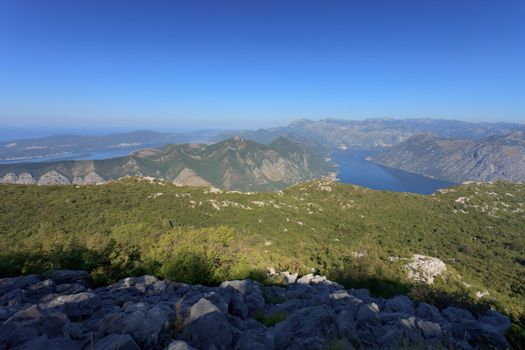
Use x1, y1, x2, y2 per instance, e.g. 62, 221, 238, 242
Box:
0, 0, 524, 130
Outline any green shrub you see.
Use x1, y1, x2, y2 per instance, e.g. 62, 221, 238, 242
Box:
160, 249, 215, 285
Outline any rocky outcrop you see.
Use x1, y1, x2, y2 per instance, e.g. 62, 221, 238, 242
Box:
1, 171, 105, 186
173, 168, 211, 187
0, 270, 511, 350
0, 172, 36, 184
406, 254, 447, 284
37, 171, 71, 185
72, 171, 105, 185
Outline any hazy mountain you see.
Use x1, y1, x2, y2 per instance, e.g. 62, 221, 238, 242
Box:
0, 129, 224, 162
371, 131, 525, 183
0, 137, 334, 191
2, 118, 523, 163
214, 118, 524, 150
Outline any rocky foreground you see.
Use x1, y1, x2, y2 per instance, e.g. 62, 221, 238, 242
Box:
0, 270, 511, 350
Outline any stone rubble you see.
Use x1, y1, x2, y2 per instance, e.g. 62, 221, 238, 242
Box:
0, 270, 511, 350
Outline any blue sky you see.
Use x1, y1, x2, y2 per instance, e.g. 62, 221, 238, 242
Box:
0, 0, 524, 129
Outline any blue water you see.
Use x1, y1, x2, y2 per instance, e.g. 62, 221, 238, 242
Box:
331, 150, 455, 194
0, 145, 162, 164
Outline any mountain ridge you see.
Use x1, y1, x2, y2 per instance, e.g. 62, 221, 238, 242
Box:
213, 118, 525, 150
0, 137, 334, 191
371, 131, 525, 183
3, 118, 523, 162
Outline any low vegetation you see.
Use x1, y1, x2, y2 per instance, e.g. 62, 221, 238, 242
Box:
0, 178, 523, 346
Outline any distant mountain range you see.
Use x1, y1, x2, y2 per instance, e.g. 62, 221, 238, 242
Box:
2, 118, 523, 162
214, 118, 525, 150
371, 131, 525, 183
1, 118, 523, 185
0, 129, 224, 162
0, 137, 334, 191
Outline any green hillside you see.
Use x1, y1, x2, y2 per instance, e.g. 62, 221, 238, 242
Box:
0, 179, 523, 327
0, 137, 334, 191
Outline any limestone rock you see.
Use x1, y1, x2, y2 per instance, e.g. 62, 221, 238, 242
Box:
406, 254, 447, 284
72, 171, 105, 185
166, 340, 197, 350
40, 292, 101, 318
273, 305, 336, 349
281, 271, 298, 285
1, 172, 37, 184
356, 302, 381, 327
220, 279, 265, 313
98, 302, 170, 348
94, 334, 140, 350
0, 173, 17, 184
0, 270, 513, 350
48, 270, 89, 285
37, 171, 71, 185
184, 298, 233, 349
383, 295, 415, 315
16, 172, 37, 184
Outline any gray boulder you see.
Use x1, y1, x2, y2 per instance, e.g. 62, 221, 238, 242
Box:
0, 270, 514, 350
374, 325, 403, 348
383, 295, 415, 315
416, 302, 443, 323
40, 292, 101, 318
97, 302, 170, 348
94, 334, 140, 350
187, 298, 220, 324
442, 306, 475, 323
356, 303, 380, 328
281, 272, 298, 285
166, 340, 197, 350
310, 275, 327, 284
273, 305, 336, 349
55, 283, 87, 295
220, 280, 264, 313
48, 270, 89, 285
109, 275, 159, 293
184, 312, 233, 349
336, 309, 357, 341
228, 290, 249, 319
477, 310, 511, 333
0, 274, 40, 297
395, 316, 425, 345
234, 329, 275, 350
296, 274, 314, 285
26, 279, 55, 300
469, 323, 510, 349
0, 306, 14, 322
416, 319, 442, 340
380, 312, 412, 324
351, 288, 371, 302
11, 335, 83, 350
0, 305, 72, 348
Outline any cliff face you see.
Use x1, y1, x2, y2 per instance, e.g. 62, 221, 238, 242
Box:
0, 270, 511, 350
0, 137, 334, 191
372, 131, 525, 183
